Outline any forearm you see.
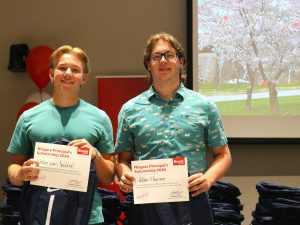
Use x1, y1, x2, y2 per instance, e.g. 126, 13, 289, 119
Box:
115, 159, 132, 179
205, 146, 232, 185
114, 155, 134, 193
94, 154, 115, 185
114, 152, 134, 193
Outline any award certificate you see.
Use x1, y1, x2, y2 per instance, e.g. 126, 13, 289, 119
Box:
132, 158, 189, 204
31, 142, 91, 192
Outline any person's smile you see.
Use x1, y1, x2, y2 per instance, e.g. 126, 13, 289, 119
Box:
158, 66, 171, 72
60, 78, 74, 84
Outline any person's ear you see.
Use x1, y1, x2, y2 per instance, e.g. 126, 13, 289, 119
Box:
80, 73, 88, 85
49, 69, 54, 81
179, 57, 185, 70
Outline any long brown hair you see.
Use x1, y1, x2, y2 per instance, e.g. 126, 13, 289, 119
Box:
143, 32, 186, 84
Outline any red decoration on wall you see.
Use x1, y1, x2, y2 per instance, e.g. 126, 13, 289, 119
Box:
97, 75, 149, 201
26, 45, 53, 90
97, 75, 149, 139
16, 102, 39, 120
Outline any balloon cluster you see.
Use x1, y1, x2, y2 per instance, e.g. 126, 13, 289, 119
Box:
17, 46, 54, 120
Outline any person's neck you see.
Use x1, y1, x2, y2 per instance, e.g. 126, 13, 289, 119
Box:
153, 82, 180, 101
51, 92, 80, 107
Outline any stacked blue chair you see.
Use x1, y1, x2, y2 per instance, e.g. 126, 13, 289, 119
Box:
251, 181, 300, 225
0, 180, 22, 225
208, 181, 245, 225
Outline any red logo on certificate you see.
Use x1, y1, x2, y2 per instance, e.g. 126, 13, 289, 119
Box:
173, 157, 185, 165
77, 147, 90, 155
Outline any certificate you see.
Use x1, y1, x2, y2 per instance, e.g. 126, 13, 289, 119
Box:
30, 142, 91, 192
132, 158, 189, 204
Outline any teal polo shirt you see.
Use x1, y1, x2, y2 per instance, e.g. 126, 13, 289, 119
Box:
115, 83, 228, 174
8, 99, 114, 224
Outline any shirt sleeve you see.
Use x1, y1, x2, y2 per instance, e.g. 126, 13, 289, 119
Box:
205, 100, 228, 150
96, 112, 114, 154
114, 104, 135, 153
7, 114, 33, 158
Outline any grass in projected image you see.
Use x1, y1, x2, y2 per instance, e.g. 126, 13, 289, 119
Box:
216, 96, 300, 116
198, 82, 300, 116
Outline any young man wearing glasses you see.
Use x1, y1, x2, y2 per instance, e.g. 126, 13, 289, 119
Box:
115, 32, 232, 225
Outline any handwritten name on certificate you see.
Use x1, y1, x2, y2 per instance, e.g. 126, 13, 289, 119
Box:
132, 158, 189, 204
30, 142, 91, 192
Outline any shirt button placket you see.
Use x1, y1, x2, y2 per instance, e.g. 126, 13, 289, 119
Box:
163, 102, 171, 142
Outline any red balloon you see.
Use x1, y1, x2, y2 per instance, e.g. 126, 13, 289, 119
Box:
16, 102, 39, 120
26, 45, 53, 90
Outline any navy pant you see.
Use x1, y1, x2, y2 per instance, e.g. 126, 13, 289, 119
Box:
138, 192, 214, 225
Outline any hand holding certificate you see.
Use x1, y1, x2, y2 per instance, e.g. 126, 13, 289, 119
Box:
132, 158, 189, 204
30, 142, 91, 192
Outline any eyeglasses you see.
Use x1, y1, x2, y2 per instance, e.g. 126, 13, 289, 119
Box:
150, 52, 178, 62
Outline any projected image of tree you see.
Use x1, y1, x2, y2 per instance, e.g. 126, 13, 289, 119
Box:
198, 0, 300, 116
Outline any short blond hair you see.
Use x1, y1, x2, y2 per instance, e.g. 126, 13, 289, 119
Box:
49, 45, 91, 74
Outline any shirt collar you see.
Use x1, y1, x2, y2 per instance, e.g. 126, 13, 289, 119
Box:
146, 83, 185, 101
